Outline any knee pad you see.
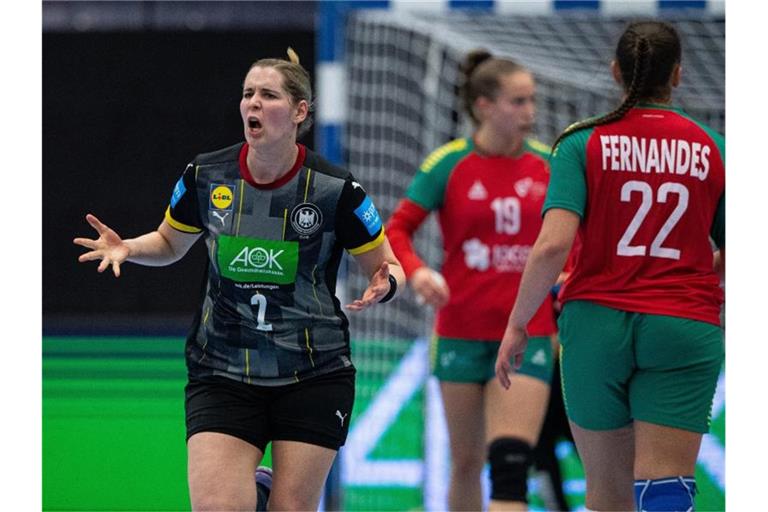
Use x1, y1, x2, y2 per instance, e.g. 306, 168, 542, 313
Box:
487, 437, 533, 502
634, 476, 696, 512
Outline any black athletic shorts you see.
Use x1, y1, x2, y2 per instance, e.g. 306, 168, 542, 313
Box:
185, 366, 356, 452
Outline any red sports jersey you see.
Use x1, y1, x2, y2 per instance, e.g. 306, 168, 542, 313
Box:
389, 138, 557, 340
547, 105, 725, 325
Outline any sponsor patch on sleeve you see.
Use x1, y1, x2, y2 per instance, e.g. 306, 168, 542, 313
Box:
170, 178, 186, 208
353, 196, 383, 236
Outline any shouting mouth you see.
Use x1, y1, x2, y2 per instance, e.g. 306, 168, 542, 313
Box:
247, 116, 263, 134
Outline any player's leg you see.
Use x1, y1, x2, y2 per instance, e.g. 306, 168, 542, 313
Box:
531, 339, 571, 511
632, 422, 701, 511
630, 313, 724, 511
441, 381, 486, 510
485, 336, 553, 511
432, 336, 488, 511
568, 422, 635, 511
558, 300, 637, 510
267, 366, 356, 511
268, 441, 338, 511
185, 375, 269, 511
187, 432, 264, 511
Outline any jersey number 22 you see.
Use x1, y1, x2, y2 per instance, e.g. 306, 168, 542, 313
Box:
617, 180, 689, 260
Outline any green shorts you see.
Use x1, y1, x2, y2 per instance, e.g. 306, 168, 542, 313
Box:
558, 300, 724, 433
431, 335, 554, 384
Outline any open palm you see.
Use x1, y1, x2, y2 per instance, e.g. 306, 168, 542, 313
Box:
73, 214, 130, 277
346, 261, 391, 311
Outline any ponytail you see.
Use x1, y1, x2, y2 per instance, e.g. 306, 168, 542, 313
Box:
286, 47, 300, 65
459, 49, 493, 124
551, 36, 651, 152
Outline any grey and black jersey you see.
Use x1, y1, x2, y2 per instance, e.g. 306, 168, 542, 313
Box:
166, 142, 385, 385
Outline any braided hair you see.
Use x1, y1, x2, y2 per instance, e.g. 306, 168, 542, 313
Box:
459, 49, 526, 125
551, 20, 681, 152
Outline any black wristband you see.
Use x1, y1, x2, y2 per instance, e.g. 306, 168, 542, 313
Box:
379, 274, 398, 303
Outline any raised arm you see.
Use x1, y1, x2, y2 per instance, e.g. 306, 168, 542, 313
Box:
74, 213, 201, 277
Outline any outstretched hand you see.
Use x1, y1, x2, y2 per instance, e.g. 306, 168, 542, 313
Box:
73, 214, 130, 277
494, 323, 528, 390
346, 261, 392, 311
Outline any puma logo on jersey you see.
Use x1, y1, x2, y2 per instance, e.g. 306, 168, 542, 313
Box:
212, 211, 230, 226
468, 180, 488, 200
336, 410, 349, 427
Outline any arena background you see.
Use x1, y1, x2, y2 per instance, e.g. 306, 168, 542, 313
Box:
43, 1, 725, 511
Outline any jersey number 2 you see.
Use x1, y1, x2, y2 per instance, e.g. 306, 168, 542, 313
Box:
617, 180, 689, 260
250, 294, 273, 332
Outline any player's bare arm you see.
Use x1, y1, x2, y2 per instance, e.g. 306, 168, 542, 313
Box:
495, 208, 579, 389
346, 239, 405, 311
74, 214, 201, 277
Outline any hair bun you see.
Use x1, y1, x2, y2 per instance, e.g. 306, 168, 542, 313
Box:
460, 49, 493, 79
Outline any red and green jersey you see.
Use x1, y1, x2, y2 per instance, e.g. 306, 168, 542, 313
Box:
544, 104, 725, 326
395, 137, 556, 340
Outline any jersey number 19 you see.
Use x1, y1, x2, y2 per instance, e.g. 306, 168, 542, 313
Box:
491, 197, 521, 235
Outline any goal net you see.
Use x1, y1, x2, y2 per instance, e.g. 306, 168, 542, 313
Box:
340, 9, 724, 511
344, 9, 724, 341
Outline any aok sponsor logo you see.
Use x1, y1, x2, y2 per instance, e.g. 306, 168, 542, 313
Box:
210, 184, 235, 210
217, 235, 298, 284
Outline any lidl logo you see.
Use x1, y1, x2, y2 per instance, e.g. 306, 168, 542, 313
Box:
210, 184, 235, 210
217, 235, 298, 284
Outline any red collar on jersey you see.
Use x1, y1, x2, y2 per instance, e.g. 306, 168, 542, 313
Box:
239, 142, 307, 190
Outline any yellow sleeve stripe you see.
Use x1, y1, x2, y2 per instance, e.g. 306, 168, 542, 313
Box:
347, 228, 386, 256
419, 138, 468, 173
165, 207, 202, 234
526, 138, 552, 154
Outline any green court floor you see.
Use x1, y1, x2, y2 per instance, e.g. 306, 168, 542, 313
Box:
43, 337, 724, 511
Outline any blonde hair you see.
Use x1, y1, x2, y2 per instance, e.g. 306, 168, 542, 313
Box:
286, 47, 300, 65
249, 48, 314, 138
